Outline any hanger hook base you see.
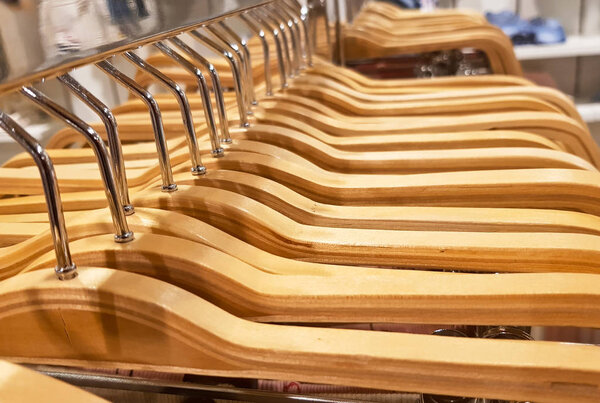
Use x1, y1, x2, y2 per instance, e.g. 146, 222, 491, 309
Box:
212, 148, 225, 158
191, 166, 207, 176
55, 264, 78, 281
161, 184, 179, 193
114, 231, 135, 244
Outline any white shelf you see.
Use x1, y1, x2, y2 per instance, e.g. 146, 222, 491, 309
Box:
515, 35, 600, 60
577, 102, 600, 124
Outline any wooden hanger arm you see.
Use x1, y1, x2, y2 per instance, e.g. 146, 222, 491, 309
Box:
1, 268, 599, 403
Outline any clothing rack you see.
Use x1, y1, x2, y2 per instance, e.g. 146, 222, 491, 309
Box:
0, 0, 275, 95
0, 1, 358, 401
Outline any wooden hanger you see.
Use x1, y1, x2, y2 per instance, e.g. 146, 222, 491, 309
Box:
284, 74, 585, 124
5, 183, 600, 273
15, 228, 600, 328
1, 268, 599, 402
254, 98, 599, 166
342, 26, 522, 75
0, 360, 107, 402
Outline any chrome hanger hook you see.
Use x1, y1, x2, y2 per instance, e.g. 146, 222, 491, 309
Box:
57, 73, 134, 215
168, 36, 232, 143
96, 59, 178, 192
153, 41, 224, 157
0, 111, 77, 280
20, 86, 134, 244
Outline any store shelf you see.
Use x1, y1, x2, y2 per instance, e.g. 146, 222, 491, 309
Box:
577, 102, 600, 124
515, 35, 600, 60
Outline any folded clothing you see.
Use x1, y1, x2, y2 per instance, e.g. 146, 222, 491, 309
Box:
486, 11, 566, 45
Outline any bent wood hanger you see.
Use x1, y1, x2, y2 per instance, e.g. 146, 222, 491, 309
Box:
5, 183, 600, 274
2, 268, 600, 403
254, 98, 599, 166
0, 360, 107, 403
18, 229, 600, 328
8, 203, 600, 268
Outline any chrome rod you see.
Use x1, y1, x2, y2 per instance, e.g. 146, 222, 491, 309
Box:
124, 50, 213, 167
257, 8, 294, 78
270, 5, 303, 72
96, 60, 177, 192
0, 112, 77, 280
239, 13, 273, 96
153, 41, 224, 156
168, 36, 232, 143
217, 20, 258, 105
250, 10, 288, 88
189, 30, 249, 127
206, 24, 254, 111
21, 86, 134, 244
57, 73, 134, 215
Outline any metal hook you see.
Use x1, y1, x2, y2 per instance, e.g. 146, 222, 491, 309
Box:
153, 41, 224, 156
249, 10, 288, 89
0, 111, 77, 280
256, 7, 294, 78
215, 20, 257, 106
205, 24, 254, 112
188, 30, 249, 127
96, 60, 177, 192
269, 5, 303, 73
283, 0, 313, 67
123, 51, 211, 169
239, 12, 273, 96
57, 74, 134, 216
21, 86, 134, 244
167, 36, 232, 143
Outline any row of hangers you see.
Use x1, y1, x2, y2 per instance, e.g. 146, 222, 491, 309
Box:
0, 0, 599, 401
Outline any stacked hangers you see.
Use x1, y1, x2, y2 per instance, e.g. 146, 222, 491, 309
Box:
341, 0, 522, 75
0, 0, 599, 401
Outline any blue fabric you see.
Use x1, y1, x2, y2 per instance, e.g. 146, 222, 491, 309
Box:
486, 11, 566, 45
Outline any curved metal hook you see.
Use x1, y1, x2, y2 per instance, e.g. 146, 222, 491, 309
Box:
189, 30, 249, 127
239, 12, 273, 96
21, 86, 134, 244
168, 36, 232, 143
153, 41, 224, 156
96, 59, 177, 192
0, 111, 77, 280
57, 73, 134, 215
123, 51, 210, 170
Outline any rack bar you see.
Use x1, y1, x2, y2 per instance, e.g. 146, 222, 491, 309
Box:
0, 0, 274, 95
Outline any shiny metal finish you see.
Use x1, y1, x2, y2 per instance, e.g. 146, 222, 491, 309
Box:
153, 42, 223, 157
124, 50, 213, 167
57, 73, 134, 215
259, 8, 294, 78
283, 0, 313, 67
250, 10, 288, 88
96, 59, 177, 192
0, 0, 274, 95
218, 20, 257, 105
239, 13, 273, 96
168, 37, 232, 143
279, 1, 306, 69
270, 6, 302, 73
20, 86, 134, 244
206, 24, 254, 112
0, 111, 77, 280
189, 30, 249, 127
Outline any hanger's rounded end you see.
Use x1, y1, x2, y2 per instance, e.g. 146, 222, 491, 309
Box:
123, 204, 135, 216
161, 183, 178, 193
212, 148, 225, 158
114, 231, 135, 244
55, 264, 78, 281
191, 165, 207, 176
